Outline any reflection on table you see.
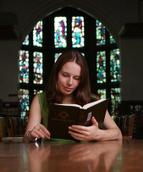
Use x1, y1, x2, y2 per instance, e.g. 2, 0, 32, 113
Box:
28, 140, 122, 172
0, 138, 143, 172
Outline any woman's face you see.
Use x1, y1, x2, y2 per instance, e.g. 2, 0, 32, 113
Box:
57, 61, 81, 96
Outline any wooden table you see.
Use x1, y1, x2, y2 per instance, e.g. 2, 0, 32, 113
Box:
0, 138, 143, 172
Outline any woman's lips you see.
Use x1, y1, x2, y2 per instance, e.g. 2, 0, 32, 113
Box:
64, 87, 73, 92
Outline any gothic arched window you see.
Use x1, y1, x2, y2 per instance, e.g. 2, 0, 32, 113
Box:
19, 7, 121, 117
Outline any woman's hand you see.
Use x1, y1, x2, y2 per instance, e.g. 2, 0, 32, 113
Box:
25, 123, 51, 141
68, 117, 101, 141
68, 111, 122, 142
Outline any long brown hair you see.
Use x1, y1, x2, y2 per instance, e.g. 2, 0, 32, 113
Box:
46, 50, 91, 105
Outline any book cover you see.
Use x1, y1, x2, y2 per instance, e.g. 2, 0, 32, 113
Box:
48, 99, 109, 140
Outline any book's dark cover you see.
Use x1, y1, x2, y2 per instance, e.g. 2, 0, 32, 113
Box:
48, 99, 109, 140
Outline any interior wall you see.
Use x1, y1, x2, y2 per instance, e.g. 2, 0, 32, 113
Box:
0, 41, 19, 101
120, 38, 143, 100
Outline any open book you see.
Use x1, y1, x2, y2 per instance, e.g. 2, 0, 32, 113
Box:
48, 99, 109, 140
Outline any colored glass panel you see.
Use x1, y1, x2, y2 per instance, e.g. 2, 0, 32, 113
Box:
19, 50, 29, 83
33, 52, 43, 84
97, 89, 106, 99
110, 49, 120, 82
54, 17, 67, 48
72, 16, 84, 47
110, 34, 116, 44
22, 35, 29, 45
96, 20, 106, 46
97, 51, 106, 83
33, 21, 43, 47
19, 8, 121, 117
18, 89, 29, 117
55, 53, 62, 62
34, 90, 43, 95
111, 88, 121, 115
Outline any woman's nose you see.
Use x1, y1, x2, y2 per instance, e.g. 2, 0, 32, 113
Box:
67, 77, 72, 85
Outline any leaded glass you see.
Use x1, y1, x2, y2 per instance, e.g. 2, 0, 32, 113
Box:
55, 53, 62, 62
33, 52, 43, 84
72, 16, 84, 47
33, 21, 43, 47
96, 20, 106, 46
22, 35, 29, 45
18, 50, 29, 83
18, 89, 29, 117
34, 90, 43, 95
111, 88, 121, 115
110, 49, 120, 82
54, 17, 67, 48
97, 51, 106, 83
19, 7, 121, 117
97, 89, 106, 99
110, 34, 116, 44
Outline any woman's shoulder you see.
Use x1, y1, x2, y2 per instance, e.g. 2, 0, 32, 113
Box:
36, 91, 49, 109
36, 91, 46, 103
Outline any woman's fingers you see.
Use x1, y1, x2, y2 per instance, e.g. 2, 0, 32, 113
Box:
30, 124, 50, 139
91, 116, 98, 126
39, 124, 51, 138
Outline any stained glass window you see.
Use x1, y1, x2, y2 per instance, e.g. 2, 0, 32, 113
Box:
33, 52, 43, 84
34, 90, 43, 95
96, 20, 106, 46
96, 51, 106, 83
19, 7, 121, 117
110, 49, 120, 82
22, 35, 29, 45
110, 34, 116, 44
33, 21, 43, 47
54, 17, 67, 48
72, 16, 84, 47
18, 89, 29, 117
18, 50, 29, 83
97, 89, 106, 99
55, 53, 62, 62
111, 88, 121, 114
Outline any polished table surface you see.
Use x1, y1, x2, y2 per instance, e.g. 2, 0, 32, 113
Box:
0, 138, 143, 172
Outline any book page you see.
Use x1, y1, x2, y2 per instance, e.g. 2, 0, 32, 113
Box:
83, 99, 106, 109
54, 103, 82, 109
54, 98, 106, 109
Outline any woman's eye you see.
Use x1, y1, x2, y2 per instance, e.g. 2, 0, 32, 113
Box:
74, 76, 80, 80
62, 73, 68, 77
61, 72, 80, 80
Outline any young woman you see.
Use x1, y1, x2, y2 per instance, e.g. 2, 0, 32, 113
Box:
24, 50, 122, 142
